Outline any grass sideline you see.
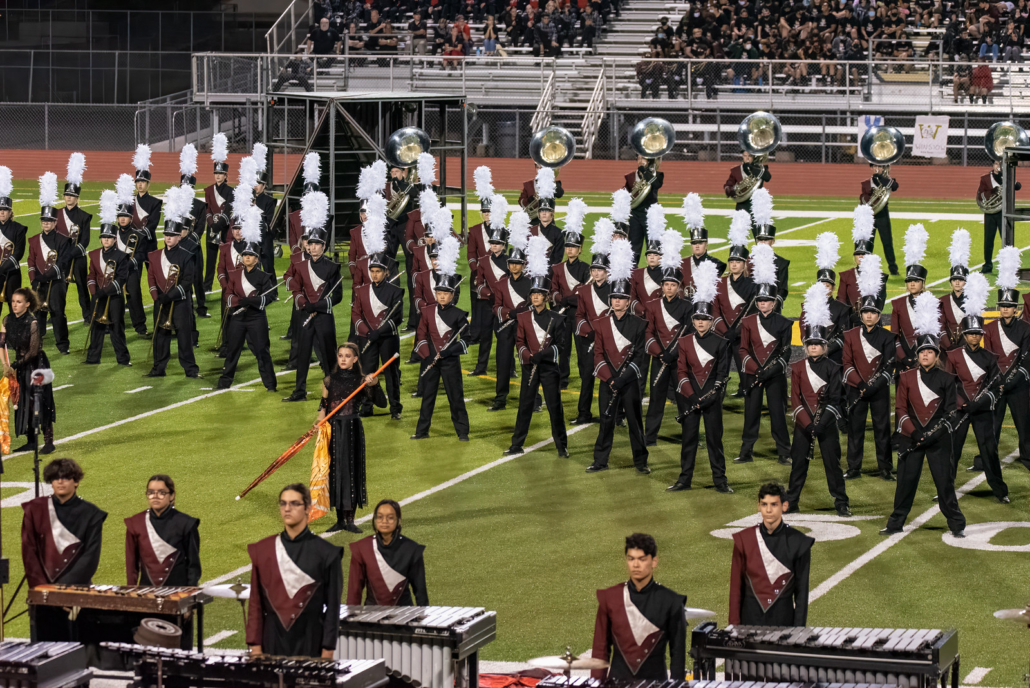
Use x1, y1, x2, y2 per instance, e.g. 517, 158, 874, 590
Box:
0, 179, 1027, 686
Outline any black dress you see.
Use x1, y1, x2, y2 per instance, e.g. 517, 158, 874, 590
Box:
321, 368, 386, 512
3, 311, 55, 437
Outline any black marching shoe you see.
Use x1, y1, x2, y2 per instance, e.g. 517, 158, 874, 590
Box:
777, 455, 791, 466
715, 483, 734, 494
999, 495, 1011, 504
391, 412, 402, 421
503, 446, 523, 456
784, 504, 800, 514
467, 368, 486, 377
732, 388, 745, 398
186, 372, 203, 379
557, 449, 570, 458
888, 264, 900, 276
410, 433, 429, 440
666, 482, 691, 492
880, 469, 897, 481
458, 435, 469, 442
966, 456, 983, 472
645, 441, 657, 447
358, 407, 373, 418
343, 520, 362, 534
585, 464, 608, 473
733, 455, 753, 464
40, 441, 56, 455
635, 465, 651, 475
879, 526, 903, 536
410, 391, 422, 398
282, 390, 307, 402
951, 529, 966, 538
487, 403, 506, 412
836, 505, 853, 517
615, 418, 626, 427
570, 415, 594, 425
844, 469, 862, 480
144, 370, 166, 378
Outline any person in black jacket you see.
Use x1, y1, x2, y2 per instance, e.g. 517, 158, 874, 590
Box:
58, 160, 92, 323
218, 233, 278, 391
145, 217, 201, 379
125, 474, 201, 587
84, 220, 133, 366
0, 184, 28, 316
29, 193, 74, 355
622, 155, 665, 264
347, 499, 428, 606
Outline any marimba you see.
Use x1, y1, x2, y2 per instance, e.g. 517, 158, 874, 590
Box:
0, 641, 91, 688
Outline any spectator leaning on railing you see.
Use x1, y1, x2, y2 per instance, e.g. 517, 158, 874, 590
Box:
409, 10, 429, 53
307, 16, 343, 64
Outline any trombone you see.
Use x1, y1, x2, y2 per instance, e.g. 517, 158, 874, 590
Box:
156, 264, 180, 332
733, 111, 782, 203
384, 126, 431, 220
65, 225, 79, 283
525, 126, 576, 222
628, 117, 675, 209
39, 250, 57, 312
95, 260, 117, 326
859, 125, 906, 214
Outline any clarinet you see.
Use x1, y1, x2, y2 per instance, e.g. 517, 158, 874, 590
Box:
807, 396, 825, 461
898, 409, 961, 461
602, 345, 635, 419
675, 378, 726, 422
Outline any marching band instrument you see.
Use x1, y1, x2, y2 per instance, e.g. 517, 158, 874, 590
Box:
993, 606, 1030, 624
64, 226, 79, 283
0, 641, 91, 688
860, 125, 906, 214
629, 117, 676, 209
525, 126, 577, 221
385, 127, 431, 220
0, 244, 12, 302
39, 250, 57, 312
157, 264, 180, 332
733, 111, 782, 203
95, 260, 117, 326
28, 584, 210, 616
529, 648, 609, 677
125, 232, 139, 260
980, 121, 1029, 212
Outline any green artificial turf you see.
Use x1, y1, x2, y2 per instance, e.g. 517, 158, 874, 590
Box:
0, 180, 1027, 686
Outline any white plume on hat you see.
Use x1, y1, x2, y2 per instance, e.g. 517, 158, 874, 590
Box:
646, 204, 666, 242
610, 189, 632, 224
564, 198, 588, 239
164, 184, 192, 224
751, 243, 777, 287
728, 209, 751, 248
692, 260, 719, 306
233, 157, 258, 220
911, 291, 942, 337
535, 167, 556, 200
815, 232, 840, 271
949, 228, 971, 268
902, 223, 929, 267
0, 167, 12, 198
660, 228, 684, 270
357, 162, 387, 201
437, 235, 461, 277
368, 159, 387, 187
527, 235, 551, 279
419, 187, 440, 216
508, 210, 531, 252
362, 211, 387, 256
115, 174, 135, 205
488, 194, 509, 229
38, 172, 58, 207
211, 133, 228, 163
252, 142, 268, 173
682, 193, 705, 230
99, 189, 119, 225
474, 166, 494, 201
66, 152, 86, 185
963, 272, 991, 318
591, 217, 615, 256
240, 204, 263, 245
301, 191, 329, 230
750, 188, 774, 227
608, 237, 634, 284
365, 193, 387, 220
302, 152, 320, 186
852, 204, 874, 243
428, 206, 453, 242
133, 144, 152, 172
179, 144, 198, 177
803, 283, 833, 329
857, 253, 883, 298
417, 153, 436, 185
995, 246, 1021, 290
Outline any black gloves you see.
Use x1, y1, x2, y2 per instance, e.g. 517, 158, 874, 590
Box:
661, 349, 677, 364
159, 291, 174, 304
303, 302, 318, 313
684, 393, 700, 409
366, 329, 381, 344
756, 365, 776, 383
531, 350, 546, 364
612, 372, 635, 391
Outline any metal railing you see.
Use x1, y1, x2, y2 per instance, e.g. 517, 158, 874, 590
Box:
265, 0, 314, 55
530, 70, 557, 131
581, 68, 608, 159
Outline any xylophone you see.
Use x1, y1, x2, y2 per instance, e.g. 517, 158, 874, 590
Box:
0, 641, 91, 688
335, 605, 497, 688
690, 623, 959, 688
102, 642, 389, 688
537, 678, 901, 688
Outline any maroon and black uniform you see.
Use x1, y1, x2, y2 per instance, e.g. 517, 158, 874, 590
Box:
55, 204, 92, 320
413, 302, 470, 439
219, 265, 277, 390
978, 170, 1015, 269
0, 215, 27, 313
550, 256, 589, 388
859, 175, 899, 273
983, 315, 1030, 470
737, 310, 792, 461
510, 307, 567, 453
889, 292, 921, 372
591, 580, 686, 680
836, 266, 887, 327
798, 296, 851, 365
518, 178, 565, 224
642, 294, 691, 444
466, 221, 493, 368
729, 522, 813, 626
289, 254, 343, 395
28, 229, 74, 353
347, 224, 367, 283
591, 311, 649, 468
131, 191, 162, 258
347, 534, 428, 606
713, 273, 756, 382
674, 329, 730, 488
147, 245, 199, 377
680, 253, 726, 290
352, 278, 404, 415
202, 181, 233, 289
630, 265, 662, 318
125, 507, 201, 586
841, 323, 895, 476
571, 280, 611, 423
472, 252, 508, 373
490, 271, 532, 408
84, 244, 132, 365
939, 292, 966, 352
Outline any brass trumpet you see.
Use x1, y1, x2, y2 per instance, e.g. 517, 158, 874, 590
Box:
39, 250, 57, 312
157, 264, 180, 332
95, 260, 117, 326
65, 225, 79, 283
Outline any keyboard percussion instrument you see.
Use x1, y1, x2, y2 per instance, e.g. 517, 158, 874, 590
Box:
0, 641, 91, 688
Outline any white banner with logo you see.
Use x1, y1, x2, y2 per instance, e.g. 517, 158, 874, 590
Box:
912, 115, 950, 158
856, 115, 883, 159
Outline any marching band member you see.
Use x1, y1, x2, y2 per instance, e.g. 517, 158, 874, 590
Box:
283, 188, 342, 403
386, 164, 411, 259
352, 162, 387, 283
890, 224, 930, 375
610, 190, 633, 257
115, 174, 149, 338
985, 247, 1030, 472
282, 153, 320, 355
785, 284, 850, 517
670, 261, 731, 493
519, 163, 565, 226
403, 156, 441, 333
940, 229, 972, 352
214, 215, 246, 358
882, 293, 965, 538
750, 190, 789, 313
859, 161, 899, 276
145, 186, 201, 379
125, 473, 201, 586
837, 205, 887, 328
643, 228, 690, 447
411, 240, 470, 441
84, 191, 132, 366
130, 145, 162, 267
797, 233, 850, 366
714, 211, 756, 396
550, 199, 589, 390
591, 533, 686, 681
22, 458, 107, 640
347, 499, 428, 606
943, 273, 1009, 501
631, 205, 666, 319
679, 194, 726, 289
978, 159, 1019, 274
467, 167, 494, 372
623, 158, 665, 265
247, 483, 342, 658
415, 200, 460, 278
505, 236, 568, 457
471, 196, 510, 378
2, 288, 56, 454
586, 239, 650, 474
252, 143, 276, 275
203, 133, 234, 292
724, 150, 771, 218
571, 219, 613, 426
735, 244, 792, 466
729, 482, 813, 626
841, 254, 896, 481
218, 207, 278, 391
179, 145, 210, 320
531, 168, 565, 265
57, 153, 92, 322
488, 211, 533, 413
0, 167, 26, 315
28, 173, 73, 356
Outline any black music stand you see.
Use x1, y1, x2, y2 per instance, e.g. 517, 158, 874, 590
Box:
1002, 146, 1030, 278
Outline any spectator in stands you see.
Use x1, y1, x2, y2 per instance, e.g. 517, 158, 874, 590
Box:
694, 39, 720, 98
953, 55, 973, 101
482, 15, 500, 53
409, 11, 429, 53
556, 6, 578, 48
665, 40, 686, 98
379, 19, 399, 52
1002, 21, 1025, 60
968, 0, 1001, 38
502, 6, 523, 46
581, 12, 597, 48
443, 24, 467, 67
308, 16, 342, 64
524, 7, 540, 47
636, 47, 665, 97
971, 53, 995, 101
432, 19, 450, 54
273, 47, 315, 92
347, 21, 366, 57
536, 13, 563, 56
783, 36, 809, 85
979, 31, 1001, 59
951, 25, 974, 57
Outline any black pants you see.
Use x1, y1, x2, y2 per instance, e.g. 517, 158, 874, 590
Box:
404, 251, 418, 329
471, 301, 494, 372
70, 254, 90, 320
644, 356, 683, 444
218, 311, 276, 390
493, 322, 517, 406
85, 296, 130, 365
993, 383, 1030, 471
983, 212, 1003, 268
204, 241, 220, 292
575, 334, 595, 421
873, 210, 897, 271
260, 235, 275, 277
33, 280, 69, 352
0, 270, 21, 319
628, 209, 647, 265
735, 198, 753, 218
152, 298, 199, 376
845, 384, 893, 473
510, 362, 567, 451
287, 307, 323, 370
557, 308, 575, 388
192, 249, 207, 316
738, 373, 791, 459
293, 311, 336, 394
593, 379, 649, 467
786, 424, 848, 511
887, 437, 965, 533
953, 409, 1007, 499
360, 335, 402, 414
125, 267, 148, 333
415, 355, 469, 437
468, 291, 483, 341
677, 392, 727, 486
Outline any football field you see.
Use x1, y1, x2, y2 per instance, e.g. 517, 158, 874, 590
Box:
0, 181, 1027, 686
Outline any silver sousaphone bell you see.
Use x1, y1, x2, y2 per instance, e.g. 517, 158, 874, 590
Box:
385, 126, 432, 219
984, 120, 1029, 161
629, 117, 675, 208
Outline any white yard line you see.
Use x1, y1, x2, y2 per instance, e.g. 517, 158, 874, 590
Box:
124, 386, 152, 394
709, 218, 835, 254
202, 423, 595, 586
52, 384, 73, 391
203, 630, 238, 646
14, 202, 99, 219
963, 668, 993, 685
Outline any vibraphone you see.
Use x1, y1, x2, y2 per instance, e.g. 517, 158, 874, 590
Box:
537, 678, 900, 688
335, 605, 497, 688
0, 641, 91, 688
690, 623, 959, 688
102, 643, 389, 688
